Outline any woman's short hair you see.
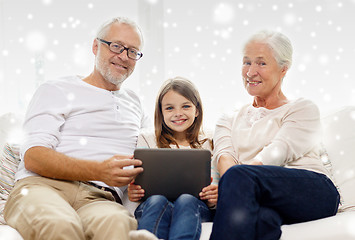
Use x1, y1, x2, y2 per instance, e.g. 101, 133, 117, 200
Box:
244, 30, 293, 69
96, 17, 143, 47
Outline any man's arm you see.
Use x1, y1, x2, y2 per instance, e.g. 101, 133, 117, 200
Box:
24, 146, 143, 187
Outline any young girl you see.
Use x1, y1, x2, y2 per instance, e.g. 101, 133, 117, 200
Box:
128, 77, 218, 240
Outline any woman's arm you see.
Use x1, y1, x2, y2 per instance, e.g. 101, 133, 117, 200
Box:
218, 154, 238, 177
253, 99, 322, 166
212, 112, 239, 177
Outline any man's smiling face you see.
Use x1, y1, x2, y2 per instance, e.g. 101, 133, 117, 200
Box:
94, 22, 142, 87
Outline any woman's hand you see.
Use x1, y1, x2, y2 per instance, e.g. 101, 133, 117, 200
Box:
249, 159, 263, 165
199, 184, 218, 207
127, 181, 145, 202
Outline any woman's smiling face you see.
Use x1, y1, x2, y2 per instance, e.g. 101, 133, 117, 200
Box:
242, 41, 287, 99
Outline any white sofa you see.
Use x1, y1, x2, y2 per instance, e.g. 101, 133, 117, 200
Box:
1, 106, 355, 240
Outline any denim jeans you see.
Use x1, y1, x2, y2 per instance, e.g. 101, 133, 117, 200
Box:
210, 165, 340, 240
135, 194, 214, 240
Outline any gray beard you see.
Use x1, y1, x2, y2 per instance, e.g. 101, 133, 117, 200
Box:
95, 54, 128, 87
101, 67, 126, 87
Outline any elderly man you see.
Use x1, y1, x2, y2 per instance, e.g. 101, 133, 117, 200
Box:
4, 17, 149, 240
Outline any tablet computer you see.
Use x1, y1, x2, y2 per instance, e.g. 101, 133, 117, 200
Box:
133, 148, 211, 201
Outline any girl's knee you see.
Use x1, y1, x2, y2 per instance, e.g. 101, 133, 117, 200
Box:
145, 195, 169, 207
175, 194, 198, 207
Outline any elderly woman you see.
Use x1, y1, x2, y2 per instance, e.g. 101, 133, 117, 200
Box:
210, 31, 340, 240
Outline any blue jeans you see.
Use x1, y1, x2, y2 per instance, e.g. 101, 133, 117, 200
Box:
210, 165, 340, 240
135, 194, 214, 240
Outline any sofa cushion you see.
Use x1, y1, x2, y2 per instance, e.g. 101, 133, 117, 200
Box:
0, 225, 23, 240
321, 106, 355, 211
0, 144, 20, 224
280, 211, 355, 240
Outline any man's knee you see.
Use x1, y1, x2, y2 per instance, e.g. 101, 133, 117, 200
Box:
80, 201, 137, 230
110, 211, 137, 229
82, 205, 137, 239
9, 213, 85, 240
40, 217, 85, 238
95, 207, 136, 224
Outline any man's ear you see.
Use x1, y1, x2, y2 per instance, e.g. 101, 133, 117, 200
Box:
92, 39, 99, 56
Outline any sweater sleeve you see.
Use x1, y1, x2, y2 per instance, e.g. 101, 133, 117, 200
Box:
137, 131, 157, 148
212, 112, 240, 167
254, 100, 322, 166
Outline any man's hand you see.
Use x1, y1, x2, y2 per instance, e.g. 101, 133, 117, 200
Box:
128, 181, 145, 202
99, 155, 143, 187
199, 184, 218, 207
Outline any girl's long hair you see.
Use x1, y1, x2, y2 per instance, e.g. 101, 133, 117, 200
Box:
154, 76, 207, 148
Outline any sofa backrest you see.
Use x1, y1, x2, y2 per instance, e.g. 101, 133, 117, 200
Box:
321, 106, 355, 211
0, 113, 23, 154
0, 107, 354, 225
0, 113, 23, 224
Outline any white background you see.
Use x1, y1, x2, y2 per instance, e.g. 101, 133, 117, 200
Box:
1, 0, 355, 129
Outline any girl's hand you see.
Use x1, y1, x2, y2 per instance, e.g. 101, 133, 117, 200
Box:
199, 184, 218, 207
127, 181, 145, 202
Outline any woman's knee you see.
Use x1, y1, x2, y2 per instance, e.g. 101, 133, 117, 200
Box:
221, 165, 254, 183
218, 165, 262, 198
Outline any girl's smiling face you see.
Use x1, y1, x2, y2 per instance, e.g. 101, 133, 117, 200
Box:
161, 90, 199, 139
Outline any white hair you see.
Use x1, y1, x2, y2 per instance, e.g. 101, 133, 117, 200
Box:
243, 30, 293, 69
96, 17, 143, 47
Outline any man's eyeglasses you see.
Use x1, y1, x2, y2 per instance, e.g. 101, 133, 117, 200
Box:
96, 38, 143, 60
